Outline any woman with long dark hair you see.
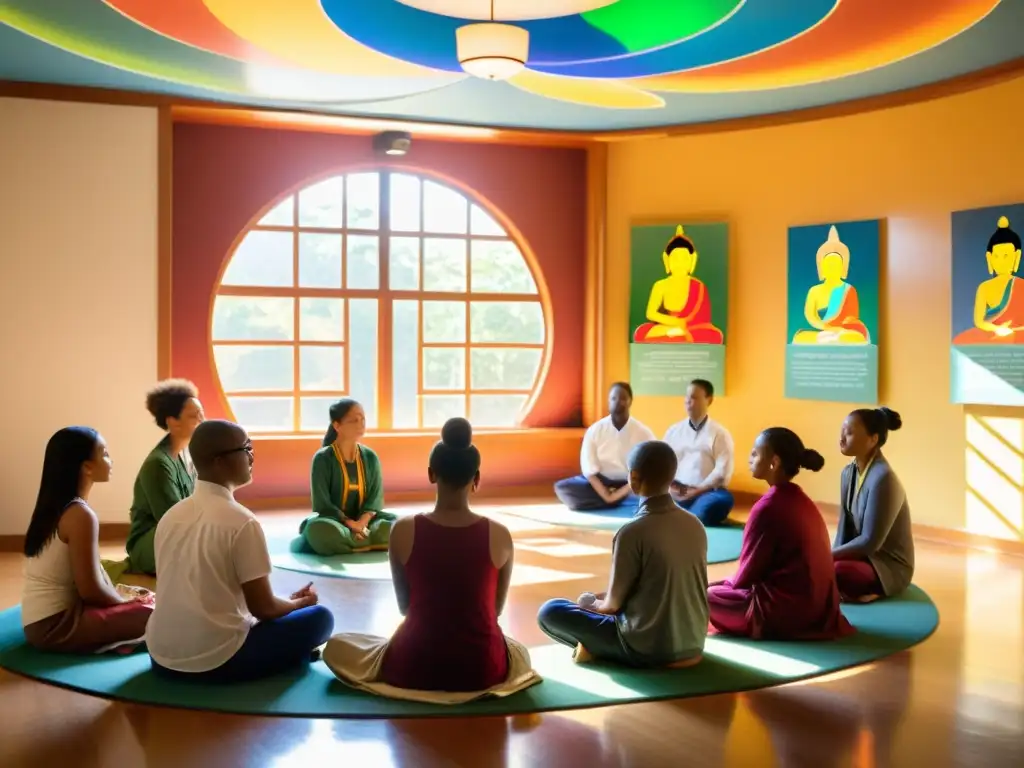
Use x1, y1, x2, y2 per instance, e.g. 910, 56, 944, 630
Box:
22, 427, 153, 652
298, 399, 395, 555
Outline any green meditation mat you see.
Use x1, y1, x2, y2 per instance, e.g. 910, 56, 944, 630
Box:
266, 532, 393, 580
0, 586, 938, 719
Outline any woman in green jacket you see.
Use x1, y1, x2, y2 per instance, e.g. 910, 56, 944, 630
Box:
123, 380, 204, 576
300, 399, 395, 555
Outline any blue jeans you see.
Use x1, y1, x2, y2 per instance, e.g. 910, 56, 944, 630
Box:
151, 605, 335, 683
537, 598, 636, 665
553, 474, 640, 512
678, 488, 734, 526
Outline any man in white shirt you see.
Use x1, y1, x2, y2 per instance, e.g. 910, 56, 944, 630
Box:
146, 420, 335, 683
662, 379, 735, 526
554, 382, 656, 511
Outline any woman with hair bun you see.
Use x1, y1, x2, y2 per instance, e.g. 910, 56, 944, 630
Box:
707, 427, 853, 640
323, 419, 537, 699
833, 407, 914, 602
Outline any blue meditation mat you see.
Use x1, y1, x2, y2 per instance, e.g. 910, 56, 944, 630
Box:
0, 587, 938, 718
266, 521, 744, 579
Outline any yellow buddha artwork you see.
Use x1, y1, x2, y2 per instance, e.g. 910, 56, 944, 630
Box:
632, 225, 723, 344
952, 216, 1024, 344
792, 225, 870, 345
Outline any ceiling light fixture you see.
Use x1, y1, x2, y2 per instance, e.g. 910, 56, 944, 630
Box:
455, 0, 528, 81
397, 0, 618, 21
373, 130, 413, 156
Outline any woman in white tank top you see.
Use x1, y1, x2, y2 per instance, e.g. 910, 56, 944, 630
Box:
21, 427, 153, 653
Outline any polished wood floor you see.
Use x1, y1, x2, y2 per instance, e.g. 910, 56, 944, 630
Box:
0, 500, 1022, 768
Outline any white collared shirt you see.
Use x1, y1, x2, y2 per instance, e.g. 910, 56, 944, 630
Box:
145, 480, 273, 673
663, 416, 734, 487
581, 415, 656, 481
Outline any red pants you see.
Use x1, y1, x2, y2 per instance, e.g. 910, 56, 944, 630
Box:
707, 584, 762, 638
834, 559, 883, 600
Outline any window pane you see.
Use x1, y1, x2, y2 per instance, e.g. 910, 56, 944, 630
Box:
470, 394, 527, 427
470, 204, 504, 236
346, 172, 380, 230
349, 298, 378, 429
470, 348, 542, 390
423, 180, 468, 234
228, 396, 294, 433
213, 345, 293, 392
259, 196, 294, 226
298, 176, 343, 228
300, 345, 345, 391
389, 236, 420, 290
298, 233, 342, 288
423, 395, 465, 429
390, 174, 421, 232
212, 296, 294, 341
299, 298, 344, 342
423, 239, 467, 292
300, 396, 344, 432
471, 240, 537, 294
221, 231, 293, 287
423, 348, 465, 390
347, 235, 379, 289
470, 301, 544, 343
392, 300, 419, 430
422, 301, 466, 343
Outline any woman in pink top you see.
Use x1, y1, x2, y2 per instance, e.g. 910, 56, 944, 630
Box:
380, 418, 514, 691
708, 427, 853, 640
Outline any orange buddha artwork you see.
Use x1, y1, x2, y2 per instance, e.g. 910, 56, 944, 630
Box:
792, 225, 870, 345
632, 225, 723, 344
952, 216, 1024, 344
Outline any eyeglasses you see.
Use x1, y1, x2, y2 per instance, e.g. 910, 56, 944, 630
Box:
214, 441, 254, 458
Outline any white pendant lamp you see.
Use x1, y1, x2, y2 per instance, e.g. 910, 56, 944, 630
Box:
456, 22, 529, 81
397, 1, 618, 21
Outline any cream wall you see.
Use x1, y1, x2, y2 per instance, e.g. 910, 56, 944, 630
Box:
606, 76, 1024, 539
0, 98, 159, 535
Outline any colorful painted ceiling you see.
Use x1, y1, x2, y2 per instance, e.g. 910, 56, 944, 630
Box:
0, 0, 1022, 131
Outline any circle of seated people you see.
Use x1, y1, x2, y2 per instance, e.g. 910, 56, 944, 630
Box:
4, 380, 927, 713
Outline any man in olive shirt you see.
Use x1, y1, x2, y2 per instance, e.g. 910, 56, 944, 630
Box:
536, 440, 709, 666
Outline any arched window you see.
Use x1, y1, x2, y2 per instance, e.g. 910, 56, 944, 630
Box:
211, 171, 549, 434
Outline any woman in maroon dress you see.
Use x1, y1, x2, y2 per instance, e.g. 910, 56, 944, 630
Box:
380, 418, 514, 691
707, 427, 854, 640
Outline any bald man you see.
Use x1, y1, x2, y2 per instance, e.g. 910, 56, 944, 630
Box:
537, 440, 709, 667
146, 420, 335, 683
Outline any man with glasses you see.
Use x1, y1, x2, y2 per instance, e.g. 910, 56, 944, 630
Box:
145, 420, 335, 682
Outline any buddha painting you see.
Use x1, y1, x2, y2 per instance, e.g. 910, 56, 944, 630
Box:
952, 216, 1024, 344
791, 225, 870, 345
632, 225, 723, 344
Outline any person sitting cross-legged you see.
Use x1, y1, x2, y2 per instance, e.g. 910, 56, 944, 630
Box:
553, 382, 655, 512
663, 379, 736, 526
146, 420, 335, 683
537, 440, 709, 667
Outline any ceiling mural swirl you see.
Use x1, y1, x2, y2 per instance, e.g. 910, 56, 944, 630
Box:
0, 0, 1020, 130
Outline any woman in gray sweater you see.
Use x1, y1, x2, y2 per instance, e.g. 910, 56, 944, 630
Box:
833, 407, 915, 602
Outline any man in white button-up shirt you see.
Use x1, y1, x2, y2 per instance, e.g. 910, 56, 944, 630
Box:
662, 379, 735, 526
554, 383, 656, 511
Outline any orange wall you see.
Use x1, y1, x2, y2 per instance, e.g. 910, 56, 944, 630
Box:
171, 124, 588, 502
605, 75, 1024, 539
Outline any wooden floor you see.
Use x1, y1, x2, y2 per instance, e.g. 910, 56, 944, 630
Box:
0, 500, 1022, 768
